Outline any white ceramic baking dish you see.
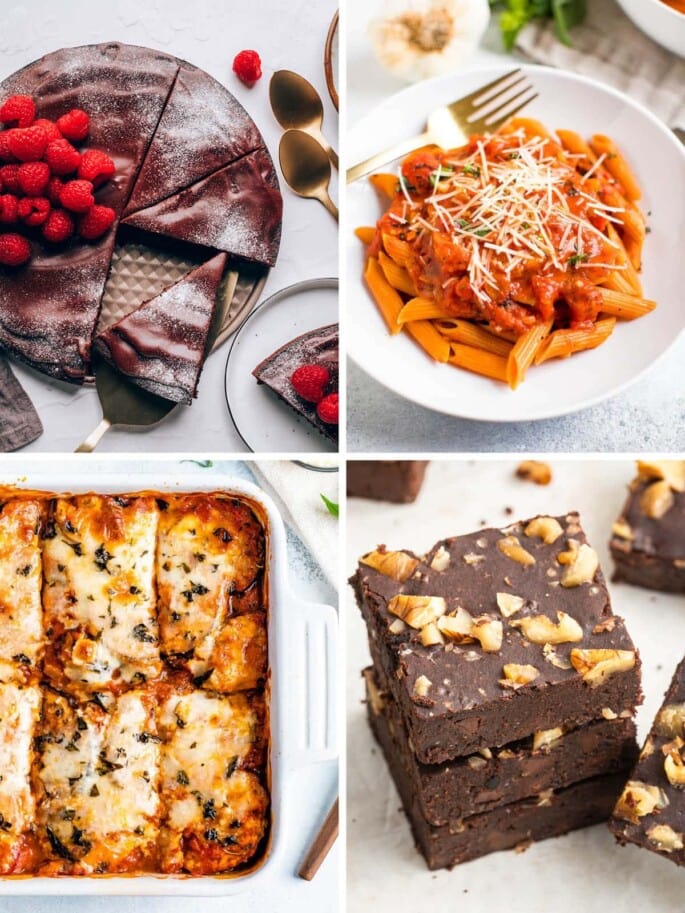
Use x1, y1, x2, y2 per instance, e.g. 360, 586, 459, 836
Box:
0, 467, 338, 895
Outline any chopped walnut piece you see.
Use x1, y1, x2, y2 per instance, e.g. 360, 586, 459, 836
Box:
537, 789, 554, 807
640, 480, 675, 519
611, 520, 634, 541
532, 727, 564, 751
471, 616, 503, 652
500, 663, 539, 689
542, 643, 572, 670
420, 621, 444, 647
438, 607, 475, 643
463, 552, 485, 566
388, 594, 446, 629
570, 648, 635, 686
361, 548, 419, 581
365, 672, 386, 716
430, 546, 451, 572
601, 707, 618, 720
388, 618, 406, 635
558, 541, 598, 587
614, 781, 669, 824
593, 616, 616, 635
637, 459, 685, 492
496, 592, 524, 617
640, 737, 656, 759
663, 738, 685, 787
467, 755, 488, 770
655, 703, 685, 740
524, 516, 563, 544
516, 461, 552, 485
497, 536, 535, 567
413, 674, 432, 698
511, 611, 583, 645
647, 824, 684, 853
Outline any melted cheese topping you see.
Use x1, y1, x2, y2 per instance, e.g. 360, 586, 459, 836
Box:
202, 613, 267, 693
0, 683, 40, 832
42, 496, 161, 689
0, 500, 44, 678
39, 688, 160, 871
157, 496, 263, 669
158, 689, 267, 871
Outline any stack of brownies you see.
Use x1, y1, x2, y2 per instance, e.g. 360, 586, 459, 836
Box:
351, 512, 643, 869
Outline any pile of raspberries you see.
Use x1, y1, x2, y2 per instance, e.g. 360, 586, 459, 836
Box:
290, 364, 339, 426
0, 94, 116, 267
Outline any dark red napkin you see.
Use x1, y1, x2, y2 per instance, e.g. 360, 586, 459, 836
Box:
0, 358, 43, 451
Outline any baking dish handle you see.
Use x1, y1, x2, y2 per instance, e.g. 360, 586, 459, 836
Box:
283, 599, 338, 767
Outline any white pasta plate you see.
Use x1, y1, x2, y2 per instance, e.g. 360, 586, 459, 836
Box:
346, 64, 685, 422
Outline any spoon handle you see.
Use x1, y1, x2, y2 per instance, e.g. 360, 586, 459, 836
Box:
74, 417, 111, 453
318, 191, 339, 222
312, 127, 339, 171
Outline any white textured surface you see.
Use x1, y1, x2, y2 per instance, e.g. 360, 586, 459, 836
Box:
0, 456, 338, 911
1, 0, 338, 453
347, 459, 685, 912
346, 2, 685, 452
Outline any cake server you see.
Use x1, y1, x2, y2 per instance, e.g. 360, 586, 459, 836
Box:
270, 69, 338, 170
74, 271, 239, 452
279, 130, 338, 221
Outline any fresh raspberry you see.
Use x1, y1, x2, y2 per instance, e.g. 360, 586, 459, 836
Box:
0, 165, 21, 193
42, 208, 74, 243
0, 95, 35, 128
0, 232, 31, 266
78, 204, 115, 240
18, 196, 50, 227
7, 125, 48, 162
290, 364, 330, 403
46, 176, 64, 206
316, 393, 339, 425
59, 179, 94, 213
0, 133, 15, 163
0, 195, 18, 224
44, 137, 81, 176
56, 108, 89, 142
78, 149, 115, 187
17, 161, 50, 196
32, 118, 62, 141
232, 50, 262, 86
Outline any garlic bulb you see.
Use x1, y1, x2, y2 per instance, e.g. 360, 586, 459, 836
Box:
369, 0, 490, 83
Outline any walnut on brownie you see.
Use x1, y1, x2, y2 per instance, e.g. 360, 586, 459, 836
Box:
610, 460, 685, 594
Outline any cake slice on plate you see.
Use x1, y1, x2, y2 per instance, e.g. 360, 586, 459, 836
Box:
93, 252, 226, 405
252, 323, 339, 444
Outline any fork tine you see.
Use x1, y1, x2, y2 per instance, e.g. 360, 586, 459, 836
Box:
467, 76, 529, 120
485, 92, 539, 132
451, 68, 522, 109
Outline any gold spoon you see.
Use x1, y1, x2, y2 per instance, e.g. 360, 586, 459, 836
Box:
279, 129, 338, 222
270, 70, 338, 171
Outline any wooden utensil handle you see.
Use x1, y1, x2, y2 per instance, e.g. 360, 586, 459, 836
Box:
298, 797, 339, 881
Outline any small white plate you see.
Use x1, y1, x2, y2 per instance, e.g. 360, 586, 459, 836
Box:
224, 278, 338, 452
347, 64, 685, 422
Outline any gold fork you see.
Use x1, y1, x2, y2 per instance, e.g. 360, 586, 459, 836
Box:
346, 69, 537, 184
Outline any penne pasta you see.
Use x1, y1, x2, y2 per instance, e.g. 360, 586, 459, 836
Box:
405, 320, 451, 363
369, 172, 400, 200
398, 297, 454, 323
436, 320, 513, 357
355, 226, 376, 245
364, 257, 404, 335
449, 344, 509, 383
506, 321, 553, 390
360, 123, 653, 389
379, 251, 417, 298
534, 319, 616, 365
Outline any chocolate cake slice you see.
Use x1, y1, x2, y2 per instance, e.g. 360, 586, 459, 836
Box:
124, 62, 264, 215
0, 43, 179, 382
93, 252, 226, 404
252, 324, 338, 443
122, 148, 282, 268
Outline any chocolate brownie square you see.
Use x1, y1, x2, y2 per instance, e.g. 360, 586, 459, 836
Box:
351, 512, 642, 763
610, 461, 685, 594
610, 656, 685, 866
347, 461, 428, 504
